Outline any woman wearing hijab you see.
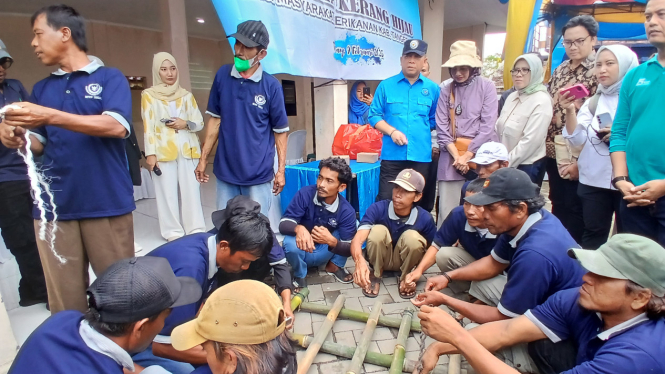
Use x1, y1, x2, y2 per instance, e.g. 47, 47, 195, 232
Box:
561, 45, 639, 249
436, 40, 498, 225
348, 81, 372, 124
142, 52, 206, 241
496, 54, 553, 185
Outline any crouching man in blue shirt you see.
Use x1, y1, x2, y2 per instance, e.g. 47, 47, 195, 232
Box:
414, 168, 586, 373
352, 169, 436, 299
416, 234, 665, 374
9, 256, 202, 374
134, 199, 292, 374
404, 178, 497, 295
280, 157, 357, 288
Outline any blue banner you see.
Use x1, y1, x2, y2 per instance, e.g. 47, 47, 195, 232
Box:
211, 0, 422, 80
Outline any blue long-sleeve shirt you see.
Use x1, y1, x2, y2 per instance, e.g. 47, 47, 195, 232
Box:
369, 72, 440, 162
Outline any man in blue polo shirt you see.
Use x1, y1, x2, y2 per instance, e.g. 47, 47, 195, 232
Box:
0, 39, 47, 308
0, 5, 134, 314
135, 203, 290, 374
415, 234, 665, 374
280, 157, 357, 288
404, 178, 496, 295
369, 39, 440, 204
196, 20, 289, 215
9, 256, 201, 374
610, 0, 665, 246
352, 169, 436, 298
414, 168, 585, 372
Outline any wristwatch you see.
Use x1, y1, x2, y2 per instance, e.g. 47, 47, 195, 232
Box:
612, 176, 631, 188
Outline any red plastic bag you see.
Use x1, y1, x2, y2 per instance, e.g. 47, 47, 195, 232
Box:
332, 124, 383, 160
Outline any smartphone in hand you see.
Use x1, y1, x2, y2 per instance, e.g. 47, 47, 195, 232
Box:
363, 86, 371, 96
595, 112, 612, 143
559, 84, 589, 100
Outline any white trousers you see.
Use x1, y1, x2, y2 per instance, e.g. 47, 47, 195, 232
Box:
438, 180, 465, 227
153, 135, 206, 240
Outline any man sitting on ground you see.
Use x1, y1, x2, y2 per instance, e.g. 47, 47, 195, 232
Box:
404, 178, 497, 295
280, 157, 357, 287
352, 169, 436, 298
413, 168, 586, 373
171, 279, 297, 374
9, 257, 201, 374
134, 206, 287, 374
416, 234, 665, 374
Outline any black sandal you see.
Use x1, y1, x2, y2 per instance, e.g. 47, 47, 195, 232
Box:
362, 276, 381, 298
327, 267, 354, 284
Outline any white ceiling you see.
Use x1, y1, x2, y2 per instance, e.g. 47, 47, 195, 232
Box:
0, 0, 507, 40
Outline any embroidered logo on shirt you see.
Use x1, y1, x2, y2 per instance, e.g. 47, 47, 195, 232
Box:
636, 78, 651, 87
84, 83, 103, 99
421, 88, 429, 96
328, 218, 338, 227
253, 94, 266, 109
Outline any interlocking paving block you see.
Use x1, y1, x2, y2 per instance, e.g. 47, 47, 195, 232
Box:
376, 338, 398, 354
352, 326, 395, 342
312, 352, 339, 364
318, 360, 352, 374
312, 321, 334, 342
308, 284, 325, 302
311, 312, 326, 323
293, 311, 313, 335
334, 330, 355, 346
381, 301, 414, 315
359, 294, 394, 307
322, 282, 355, 292
382, 276, 398, 286
296, 351, 321, 374
344, 297, 363, 312
307, 274, 336, 285
331, 319, 368, 333
405, 336, 419, 352
324, 290, 342, 305
339, 286, 388, 298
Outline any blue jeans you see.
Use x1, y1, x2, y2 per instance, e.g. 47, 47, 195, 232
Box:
132, 344, 195, 374
216, 178, 272, 215
283, 232, 347, 278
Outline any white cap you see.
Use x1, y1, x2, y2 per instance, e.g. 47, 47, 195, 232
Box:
469, 142, 509, 165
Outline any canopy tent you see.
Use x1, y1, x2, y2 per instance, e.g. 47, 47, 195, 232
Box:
502, 0, 648, 87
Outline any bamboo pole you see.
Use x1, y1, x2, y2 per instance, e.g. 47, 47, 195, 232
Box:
290, 333, 447, 374
389, 309, 413, 374
300, 301, 422, 332
347, 300, 383, 374
297, 295, 346, 374
290, 288, 310, 311
448, 354, 462, 374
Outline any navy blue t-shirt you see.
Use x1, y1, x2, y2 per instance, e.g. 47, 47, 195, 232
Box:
206, 64, 289, 186
30, 63, 134, 220
433, 206, 497, 260
491, 210, 585, 317
526, 288, 665, 373
9, 310, 124, 373
0, 79, 30, 183
147, 232, 214, 341
359, 200, 436, 247
281, 185, 357, 242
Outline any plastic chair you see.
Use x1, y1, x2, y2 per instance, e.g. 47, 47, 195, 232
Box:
285, 130, 306, 165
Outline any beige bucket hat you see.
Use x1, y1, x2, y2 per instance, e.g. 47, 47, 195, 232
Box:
442, 40, 482, 68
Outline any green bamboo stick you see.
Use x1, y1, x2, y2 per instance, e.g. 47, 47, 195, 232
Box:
297, 295, 346, 374
347, 300, 383, 374
299, 301, 422, 332
389, 309, 413, 374
290, 288, 310, 311
290, 333, 447, 374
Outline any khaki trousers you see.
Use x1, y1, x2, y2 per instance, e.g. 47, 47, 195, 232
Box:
435, 245, 476, 294
366, 225, 427, 282
35, 213, 134, 313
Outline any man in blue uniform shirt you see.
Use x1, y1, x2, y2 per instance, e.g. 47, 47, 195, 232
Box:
135, 200, 291, 374
416, 234, 665, 374
280, 157, 357, 288
352, 169, 437, 298
369, 38, 440, 204
414, 168, 586, 372
0, 5, 135, 314
196, 20, 289, 215
0, 39, 47, 307
405, 178, 497, 295
9, 256, 201, 374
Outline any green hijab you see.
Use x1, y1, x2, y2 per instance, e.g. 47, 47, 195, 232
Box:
515, 54, 547, 95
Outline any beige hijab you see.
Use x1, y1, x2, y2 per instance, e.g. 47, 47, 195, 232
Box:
144, 52, 189, 101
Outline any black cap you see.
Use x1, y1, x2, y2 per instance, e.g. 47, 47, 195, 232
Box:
212, 195, 268, 230
87, 257, 202, 323
464, 168, 539, 206
228, 20, 269, 48
403, 39, 428, 56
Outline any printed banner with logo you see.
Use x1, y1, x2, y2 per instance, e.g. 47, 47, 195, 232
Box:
211, 0, 422, 80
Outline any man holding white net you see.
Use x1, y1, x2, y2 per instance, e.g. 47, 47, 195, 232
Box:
0, 5, 135, 314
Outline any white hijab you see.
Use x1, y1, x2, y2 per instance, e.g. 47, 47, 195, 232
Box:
514, 54, 547, 95
595, 45, 639, 96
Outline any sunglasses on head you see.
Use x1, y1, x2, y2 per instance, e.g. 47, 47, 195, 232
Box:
0, 57, 13, 70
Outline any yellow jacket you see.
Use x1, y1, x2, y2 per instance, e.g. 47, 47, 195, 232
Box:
142, 91, 204, 161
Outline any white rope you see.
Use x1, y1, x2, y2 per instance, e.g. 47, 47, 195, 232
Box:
1, 105, 66, 264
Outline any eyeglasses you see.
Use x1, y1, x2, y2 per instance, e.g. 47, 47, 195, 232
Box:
0, 57, 12, 70
562, 35, 590, 48
510, 68, 531, 76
